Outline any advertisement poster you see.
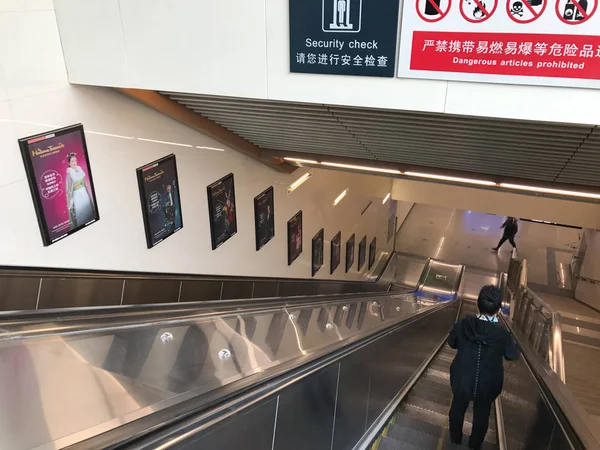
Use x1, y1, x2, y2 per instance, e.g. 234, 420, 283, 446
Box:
254, 186, 275, 251
331, 231, 342, 274
289, 0, 400, 77
207, 173, 237, 250
398, 0, 600, 87
369, 237, 377, 269
19, 124, 99, 246
312, 228, 325, 276
358, 235, 367, 270
288, 211, 303, 265
346, 233, 356, 272
136, 154, 183, 248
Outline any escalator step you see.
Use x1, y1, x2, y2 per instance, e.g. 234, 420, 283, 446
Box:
386, 424, 443, 447
398, 403, 498, 444
412, 375, 453, 398
387, 423, 446, 448
378, 436, 420, 450
405, 392, 450, 416
410, 383, 453, 405
390, 417, 446, 439
378, 435, 468, 450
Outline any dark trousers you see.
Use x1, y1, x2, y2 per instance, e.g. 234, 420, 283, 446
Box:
496, 235, 516, 249
449, 394, 494, 449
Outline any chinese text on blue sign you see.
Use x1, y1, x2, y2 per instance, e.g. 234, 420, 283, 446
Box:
289, 0, 400, 77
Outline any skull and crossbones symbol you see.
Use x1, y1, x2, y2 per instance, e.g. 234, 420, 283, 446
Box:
511, 1, 524, 16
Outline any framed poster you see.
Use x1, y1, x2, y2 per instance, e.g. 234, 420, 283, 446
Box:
346, 234, 356, 273
312, 228, 325, 277
136, 154, 183, 248
207, 173, 237, 250
254, 186, 275, 251
19, 124, 99, 246
331, 231, 341, 275
369, 237, 377, 270
387, 215, 396, 243
287, 211, 303, 265
358, 236, 367, 271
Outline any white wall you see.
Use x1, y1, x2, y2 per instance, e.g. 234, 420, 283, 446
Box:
52, 0, 600, 125
0, 3, 395, 280
575, 230, 600, 311
392, 178, 600, 230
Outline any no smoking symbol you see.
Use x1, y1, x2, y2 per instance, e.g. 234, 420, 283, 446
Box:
416, 0, 452, 22
508, 0, 547, 23
556, 0, 597, 24
460, 0, 498, 22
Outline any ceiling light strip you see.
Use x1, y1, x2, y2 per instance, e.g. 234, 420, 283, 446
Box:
138, 138, 193, 148
382, 193, 391, 204
404, 171, 496, 186
284, 157, 319, 164
321, 161, 402, 175
288, 172, 312, 194
500, 183, 600, 200
333, 189, 349, 206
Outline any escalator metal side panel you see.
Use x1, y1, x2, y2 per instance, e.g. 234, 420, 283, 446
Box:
8, 293, 445, 450
417, 260, 465, 301
104, 299, 460, 450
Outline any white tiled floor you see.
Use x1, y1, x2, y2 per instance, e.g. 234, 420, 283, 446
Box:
395, 204, 581, 284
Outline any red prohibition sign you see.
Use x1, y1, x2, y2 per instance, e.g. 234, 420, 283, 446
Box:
460, 0, 498, 22
507, 0, 547, 23
416, 0, 452, 22
556, 0, 597, 24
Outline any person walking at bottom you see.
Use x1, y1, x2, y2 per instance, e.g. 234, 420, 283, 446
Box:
493, 217, 518, 251
448, 286, 520, 449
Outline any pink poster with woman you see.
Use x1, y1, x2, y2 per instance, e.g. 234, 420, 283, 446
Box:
19, 124, 99, 246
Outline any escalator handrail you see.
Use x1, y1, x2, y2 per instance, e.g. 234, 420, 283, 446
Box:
69, 298, 458, 450
500, 314, 600, 450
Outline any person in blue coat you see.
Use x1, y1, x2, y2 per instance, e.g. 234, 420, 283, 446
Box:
448, 285, 520, 449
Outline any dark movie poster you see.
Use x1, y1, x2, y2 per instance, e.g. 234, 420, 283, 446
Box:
312, 228, 324, 276
136, 154, 183, 248
387, 215, 396, 243
287, 211, 303, 265
254, 186, 275, 251
19, 124, 99, 246
207, 173, 237, 250
369, 237, 377, 270
358, 236, 367, 271
346, 234, 356, 273
331, 231, 341, 275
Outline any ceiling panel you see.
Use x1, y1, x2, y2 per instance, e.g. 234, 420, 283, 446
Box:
163, 92, 599, 187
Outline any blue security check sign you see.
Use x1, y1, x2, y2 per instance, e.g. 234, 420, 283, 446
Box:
289, 0, 400, 77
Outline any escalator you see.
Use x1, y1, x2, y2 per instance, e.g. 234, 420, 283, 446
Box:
375, 301, 500, 450
1, 258, 599, 450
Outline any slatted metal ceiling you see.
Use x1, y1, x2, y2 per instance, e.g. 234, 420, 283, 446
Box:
163, 92, 599, 187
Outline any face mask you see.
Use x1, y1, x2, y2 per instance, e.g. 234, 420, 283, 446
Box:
477, 313, 499, 324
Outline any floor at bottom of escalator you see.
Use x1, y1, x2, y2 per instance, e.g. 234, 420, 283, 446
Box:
375, 416, 496, 450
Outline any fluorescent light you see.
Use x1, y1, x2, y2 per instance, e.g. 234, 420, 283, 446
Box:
284, 157, 319, 164
382, 193, 391, 204
405, 172, 496, 186
138, 138, 193, 148
333, 188, 349, 206
86, 131, 135, 140
321, 161, 402, 175
288, 172, 311, 194
500, 183, 600, 200
197, 146, 225, 152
